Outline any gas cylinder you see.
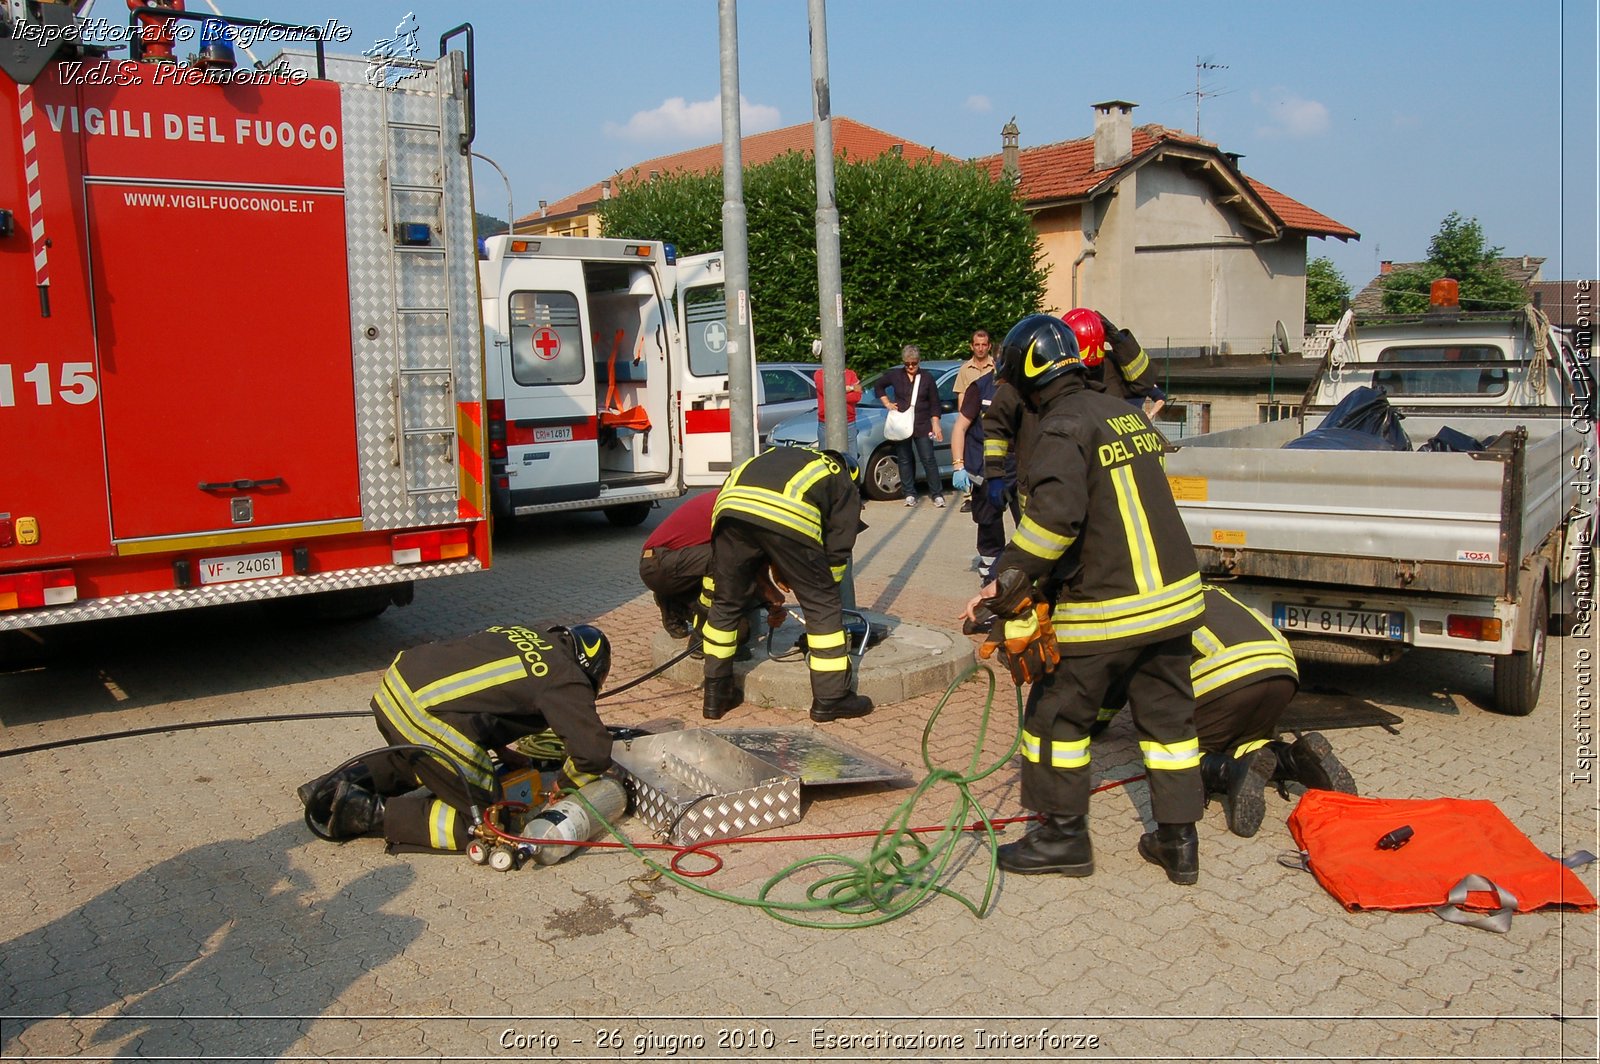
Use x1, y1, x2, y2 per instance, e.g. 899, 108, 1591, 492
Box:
523, 778, 628, 865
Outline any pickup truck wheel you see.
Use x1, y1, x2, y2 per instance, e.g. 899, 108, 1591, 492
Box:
604, 501, 653, 527
1491, 587, 1546, 717
862, 446, 903, 501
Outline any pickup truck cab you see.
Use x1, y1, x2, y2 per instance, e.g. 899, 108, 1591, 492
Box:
1164, 281, 1593, 716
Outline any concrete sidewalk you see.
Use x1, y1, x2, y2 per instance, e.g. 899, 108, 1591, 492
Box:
1, 492, 1594, 1061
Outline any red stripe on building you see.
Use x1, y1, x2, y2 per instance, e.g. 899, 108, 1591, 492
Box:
684, 408, 731, 434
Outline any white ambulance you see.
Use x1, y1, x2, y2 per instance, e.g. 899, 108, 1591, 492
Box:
478, 235, 754, 525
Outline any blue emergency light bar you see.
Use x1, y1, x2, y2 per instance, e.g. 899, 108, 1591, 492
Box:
397, 223, 433, 247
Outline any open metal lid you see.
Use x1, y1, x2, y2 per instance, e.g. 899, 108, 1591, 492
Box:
708, 726, 915, 788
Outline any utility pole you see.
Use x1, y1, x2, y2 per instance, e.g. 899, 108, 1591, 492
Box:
718, 0, 755, 463
1193, 56, 1228, 137
809, 0, 846, 457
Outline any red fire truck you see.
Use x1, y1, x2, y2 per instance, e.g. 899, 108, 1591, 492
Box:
0, 6, 491, 629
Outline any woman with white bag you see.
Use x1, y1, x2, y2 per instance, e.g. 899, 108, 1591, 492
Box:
875, 345, 946, 508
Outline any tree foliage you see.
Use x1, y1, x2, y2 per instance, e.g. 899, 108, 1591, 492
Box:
1380, 212, 1529, 313
474, 211, 508, 238
597, 152, 1047, 372
1305, 256, 1350, 325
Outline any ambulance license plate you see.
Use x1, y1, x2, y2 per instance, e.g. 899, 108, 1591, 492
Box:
533, 425, 573, 444
1273, 603, 1402, 640
197, 550, 284, 585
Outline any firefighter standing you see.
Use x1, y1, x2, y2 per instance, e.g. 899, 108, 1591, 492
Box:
702, 446, 872, 723
964, 314, 1206, 885
1094, 585, 1357, 837
297, 624, 615, 853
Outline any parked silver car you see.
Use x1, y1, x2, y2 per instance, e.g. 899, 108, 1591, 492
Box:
755, 362, 822, 446
767, 361, 962, 500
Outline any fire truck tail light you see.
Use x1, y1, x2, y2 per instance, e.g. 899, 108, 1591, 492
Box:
391, 528, 470, 565
1446, 614, 1501, 641
0, 568, 78, 611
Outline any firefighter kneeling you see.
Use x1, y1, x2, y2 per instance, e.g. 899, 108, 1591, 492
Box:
1093, 585, 1358, 837
702, 446, 872, 724
965, 314, 1206, 886
297, 624, 615, 853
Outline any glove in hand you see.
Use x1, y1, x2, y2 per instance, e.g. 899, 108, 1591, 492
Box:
553, 757, 601, 797
976, 600, 1060, 685
951, 468, 971, 493
985, 477, 1007, 509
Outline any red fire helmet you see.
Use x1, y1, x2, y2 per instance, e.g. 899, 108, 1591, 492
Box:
1062, 308, 1106, 367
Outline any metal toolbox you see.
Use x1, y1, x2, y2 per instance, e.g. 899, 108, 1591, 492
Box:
610, 730, 802, 846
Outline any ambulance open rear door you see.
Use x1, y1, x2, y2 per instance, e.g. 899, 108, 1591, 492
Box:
674, 252, 755, 487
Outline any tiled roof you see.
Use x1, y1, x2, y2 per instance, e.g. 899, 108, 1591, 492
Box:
1527, 280, 1599, 331
518, 117, 946, 226
1352, 256, 1546, 312
973, 124, 1356, 239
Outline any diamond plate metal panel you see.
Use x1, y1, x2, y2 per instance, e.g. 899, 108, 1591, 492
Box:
395, 245, 448, 307
400, 370, 452, 430
336, 49, 483, 531
611, 731, 802, 846
0, 560, 482, 631
387, 126, 443, 188
403, 431, 456, 494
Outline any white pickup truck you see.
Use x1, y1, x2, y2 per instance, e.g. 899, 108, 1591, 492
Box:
1164, 285, 1594, 716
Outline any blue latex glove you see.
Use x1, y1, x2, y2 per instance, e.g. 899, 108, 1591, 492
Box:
985, 477, 1007, 508
951, 468, 971, 493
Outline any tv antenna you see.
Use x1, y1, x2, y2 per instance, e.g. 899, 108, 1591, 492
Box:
1192, 56, 1229, 137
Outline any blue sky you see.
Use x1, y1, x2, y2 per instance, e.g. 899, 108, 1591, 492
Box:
115, 1, 1597, 290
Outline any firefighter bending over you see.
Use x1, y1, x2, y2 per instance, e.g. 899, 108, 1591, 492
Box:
964, 314, 1205, 885
1094, 585, 1357, 837
298, 624, 614, 852
702, 447, 872, 724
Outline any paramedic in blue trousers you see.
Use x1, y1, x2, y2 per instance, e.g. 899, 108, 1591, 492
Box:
1093, 585, 1358, 837
297, 624, 614, 852
701, 446, 873, 724
964, 314, 1206, 885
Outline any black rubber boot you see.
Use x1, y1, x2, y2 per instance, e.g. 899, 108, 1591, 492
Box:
702, 676, 743, 720
997, 814, 1094, 876
323, 781, 385, 840
1200, 749, 1275, 838
1138, 822, 1199, 885
809, 691, 873, 723
297, 763, 374, 820
1268, 733, 1357, 795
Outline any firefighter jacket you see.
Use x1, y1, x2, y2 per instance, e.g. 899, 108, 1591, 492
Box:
713, 446, 861, 581
1191, 585, 1298, 706
370, 626, 613, 795
995, 376, 1202, 655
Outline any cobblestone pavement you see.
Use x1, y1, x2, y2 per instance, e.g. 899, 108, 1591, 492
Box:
2, 493, 1596, 1061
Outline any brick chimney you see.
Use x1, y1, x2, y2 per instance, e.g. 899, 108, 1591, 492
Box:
1001, 116, 1020, 185
1379, 260, 1392, 274
1091, 100, 1136, 170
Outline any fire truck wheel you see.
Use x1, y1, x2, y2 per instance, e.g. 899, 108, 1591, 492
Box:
604, 502, 653, 527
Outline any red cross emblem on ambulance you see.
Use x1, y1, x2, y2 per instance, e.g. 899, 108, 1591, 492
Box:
533, 327, 561, 361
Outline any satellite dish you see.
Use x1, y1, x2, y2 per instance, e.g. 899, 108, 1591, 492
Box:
1273, 319, 1291, 360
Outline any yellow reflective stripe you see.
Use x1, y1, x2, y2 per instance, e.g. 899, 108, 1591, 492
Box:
786, 459, 831, 497
1192, 625, 1225, 657
984, 438, 1009, 457
715, 485, 823, 542
807, 629, 847, 650
1111, 465, 1161, 593
1052, 572, 1204, 643
1021, 728, 1091, 768
809, 654, 852, 672
559, 757, 601, 790
1122, 348, 1150, 379
1012, 514, 1074, 560
1192, 642, 1299, 699
830, 563, 847, 582
376, 667, 495, 791
413, 655, 526, 707
1097, 705, 1122, 723
700, 621, 739, 660
1141, 737, 1201, 770
1234, 738, 1270, 758
427, 799, 460, 850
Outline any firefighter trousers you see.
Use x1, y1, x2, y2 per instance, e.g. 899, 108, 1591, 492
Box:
703, 519, 851, 702
355, 706, 493, 853
1020, 635, 1204, 824
1198, 677, 1297, 758
639, 543, 713, 633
